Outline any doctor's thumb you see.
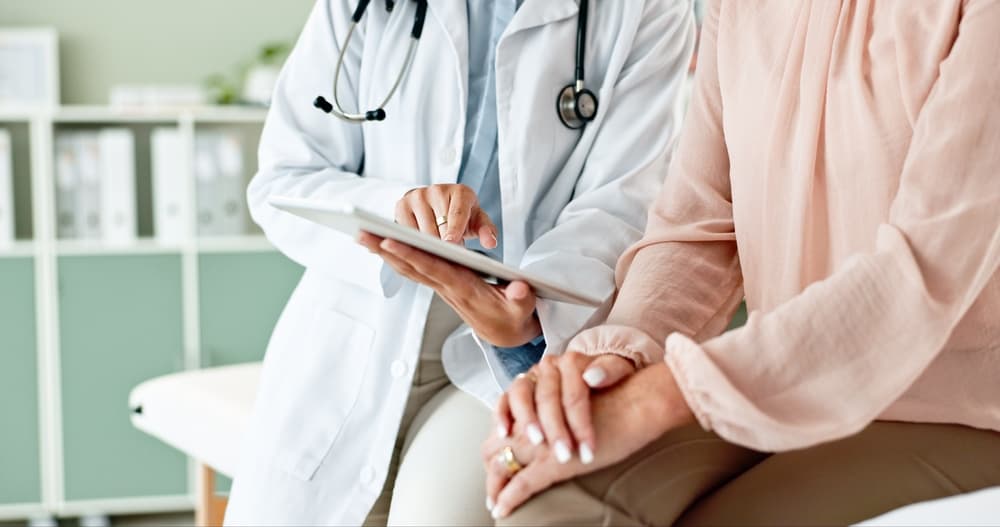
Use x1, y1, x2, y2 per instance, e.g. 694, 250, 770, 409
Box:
504, 281, 536, 309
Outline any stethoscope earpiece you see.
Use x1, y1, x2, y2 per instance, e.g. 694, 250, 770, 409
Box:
314, 96, 334, 114
365, 109, 387, 121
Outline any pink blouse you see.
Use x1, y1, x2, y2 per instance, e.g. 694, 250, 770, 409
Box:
570, 0, 1000, 452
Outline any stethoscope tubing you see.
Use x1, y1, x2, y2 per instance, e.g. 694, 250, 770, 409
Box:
320, 0, 595, 128
330, 22, 419, 122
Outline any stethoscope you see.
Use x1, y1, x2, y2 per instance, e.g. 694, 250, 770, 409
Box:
313, 0, 599, 130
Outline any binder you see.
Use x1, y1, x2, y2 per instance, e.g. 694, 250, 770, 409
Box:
215, 133, 247, 236
194, 133, 221, 236
195, 132, 248, 237
98, 128, 137, 244
74, 133, 103, 240
151, 128, 188, 243
0, 129, 13, 247
54, 133, 81, 239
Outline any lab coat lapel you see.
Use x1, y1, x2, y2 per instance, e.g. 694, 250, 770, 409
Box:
505, 0, 578, 38
425, 0, 467, 185
494, 0, 579, 263
426, 0, 468, 125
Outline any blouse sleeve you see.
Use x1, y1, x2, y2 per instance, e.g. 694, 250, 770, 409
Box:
569, 0, 744, 367
662, 0, 1000, 452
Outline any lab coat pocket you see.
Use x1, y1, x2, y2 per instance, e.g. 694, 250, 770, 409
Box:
273, 307, 375, 481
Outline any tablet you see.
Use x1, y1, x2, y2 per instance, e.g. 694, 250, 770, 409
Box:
268, 195, 603, 307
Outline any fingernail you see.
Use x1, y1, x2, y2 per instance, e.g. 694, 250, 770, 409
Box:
579, 443, 595, 465
443, 232, 457, 242
583, 367, 607, 387
491, 233, 499, 245
554, 440, 572, 464
497, 423, 509, 438
486, 496, 495, 512
526, 424, 544, 446
492, 507, 505, 520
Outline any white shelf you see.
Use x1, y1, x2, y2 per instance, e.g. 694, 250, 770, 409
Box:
51, 236, 276, 256
190, 106, 269, 124
55, 239, 183, 256
196, 234, 274, 253
0, 108, 37, 122
6, 105, 274, 521
52, 105, 267, 124
56, 494, 194, 518
0, 241, 36, 258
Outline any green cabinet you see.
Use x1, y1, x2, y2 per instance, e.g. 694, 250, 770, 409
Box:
198, 252, 302, 367
0, 258, 42, 505
57, 255, 188, 501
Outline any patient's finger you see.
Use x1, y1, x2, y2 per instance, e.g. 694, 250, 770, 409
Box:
558, 353, 596, 463
534, 357, 574, 464
494, 393, 513, 439
582, 354, 636, 389
491, 462, 558, 520
508, 372, 544, 446
484, 446, 511, 514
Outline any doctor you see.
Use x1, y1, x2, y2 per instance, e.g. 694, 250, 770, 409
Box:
225, 0, 694, 525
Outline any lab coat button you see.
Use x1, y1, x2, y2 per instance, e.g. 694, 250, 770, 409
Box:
360, 465, 376, 486
390, 359, 408, 379
439, 146, 457, 166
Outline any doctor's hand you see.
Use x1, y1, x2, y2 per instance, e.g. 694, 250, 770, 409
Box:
493, 352, 635, 468
395, 184, 498, 247
358, 233, 542, 347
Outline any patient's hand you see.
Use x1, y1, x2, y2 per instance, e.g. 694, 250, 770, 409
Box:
483, 363, 696, 519
494, 352, 636, 467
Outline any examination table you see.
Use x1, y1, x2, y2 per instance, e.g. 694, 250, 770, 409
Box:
129, 363, 259, 526
129, 364, 999, 526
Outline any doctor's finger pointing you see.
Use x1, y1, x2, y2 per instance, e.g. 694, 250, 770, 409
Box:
397, 184, 497, 247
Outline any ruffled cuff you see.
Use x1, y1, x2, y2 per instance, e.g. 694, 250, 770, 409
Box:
662, 332, 715, 433
566, 324, 665, 368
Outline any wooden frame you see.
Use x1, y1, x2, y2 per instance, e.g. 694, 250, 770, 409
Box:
195, 464, 228, 527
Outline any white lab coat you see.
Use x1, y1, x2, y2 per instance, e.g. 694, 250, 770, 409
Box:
225, 0, 695, 524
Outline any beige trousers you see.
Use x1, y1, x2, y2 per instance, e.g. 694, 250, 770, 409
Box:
363, 295, 494, 527
500, 421, 1000, 526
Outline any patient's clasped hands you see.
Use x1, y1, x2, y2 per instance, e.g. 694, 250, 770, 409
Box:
482, 349, 696, 519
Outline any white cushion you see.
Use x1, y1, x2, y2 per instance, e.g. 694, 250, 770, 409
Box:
858, 486, 1000, 526
129, 363, 260, 477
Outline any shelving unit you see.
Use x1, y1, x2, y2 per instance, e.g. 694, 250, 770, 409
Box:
0, 106, 304, 521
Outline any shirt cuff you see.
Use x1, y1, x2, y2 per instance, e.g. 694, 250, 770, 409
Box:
566, 324, 664, 368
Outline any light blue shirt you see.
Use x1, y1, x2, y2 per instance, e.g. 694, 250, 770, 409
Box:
461, 0, 544, 375
459, 0, 517, 261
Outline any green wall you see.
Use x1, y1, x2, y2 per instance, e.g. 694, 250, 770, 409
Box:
0, 0, 314, 105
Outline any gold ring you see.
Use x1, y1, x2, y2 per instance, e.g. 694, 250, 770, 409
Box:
515, 371, 538, 384
436, 215, 448, 227
497, 445, 523, 476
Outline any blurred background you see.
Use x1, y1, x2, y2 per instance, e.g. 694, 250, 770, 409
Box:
0, 1, 313, 525
0, 1, 712, 525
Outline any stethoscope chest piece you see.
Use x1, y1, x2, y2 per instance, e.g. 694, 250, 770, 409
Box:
557, 84, 599, 130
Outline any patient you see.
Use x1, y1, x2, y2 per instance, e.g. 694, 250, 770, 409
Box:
480, 1, 1000, 524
